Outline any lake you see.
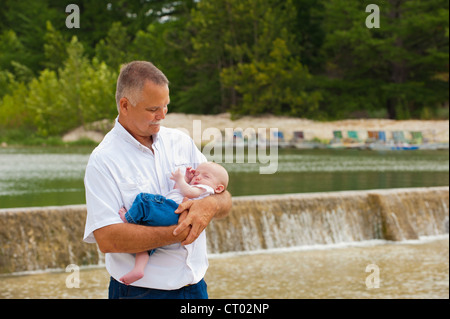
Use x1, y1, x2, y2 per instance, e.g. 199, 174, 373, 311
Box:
0, 146, 448, 208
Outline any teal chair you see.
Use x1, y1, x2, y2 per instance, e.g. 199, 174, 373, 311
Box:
393, 131, 407, 143
347, 130, 360, 141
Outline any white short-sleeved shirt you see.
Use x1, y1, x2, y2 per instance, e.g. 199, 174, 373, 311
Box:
83, 118, 208, 290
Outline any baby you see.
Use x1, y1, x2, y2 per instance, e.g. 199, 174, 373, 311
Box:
118, 162, 229, 285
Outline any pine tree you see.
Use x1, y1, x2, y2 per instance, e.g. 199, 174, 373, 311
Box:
319, 0, 449, 119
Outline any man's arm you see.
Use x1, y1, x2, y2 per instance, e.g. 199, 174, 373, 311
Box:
94, 223, 190, 254
173, 190, 232, 245
211, 190, 232, 219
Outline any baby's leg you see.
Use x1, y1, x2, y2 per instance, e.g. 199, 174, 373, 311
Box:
119, 251, 149, 285
125, 193, 179, 226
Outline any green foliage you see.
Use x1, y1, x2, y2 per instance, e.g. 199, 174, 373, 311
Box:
0, 0, 60, 74
187, 0, 321, 116
0, 37, 117, 137
129, 20, 194, 113
221, 38, 321, 116
0, 0, 449, 141
0, 80, 31, 129
43, 21, 67, 71
95, 22, 131, 70
318, 0, 449, 119
0, 30, 28, 72
0, 70, 15, 98
26, 68, 64, 136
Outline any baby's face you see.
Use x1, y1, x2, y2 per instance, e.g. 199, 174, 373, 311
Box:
190, 163, 228, 193
190, 165, 218, 188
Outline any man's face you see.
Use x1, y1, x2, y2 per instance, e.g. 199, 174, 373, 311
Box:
122, 81, 170, 139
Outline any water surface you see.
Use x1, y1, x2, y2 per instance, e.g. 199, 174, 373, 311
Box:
0, 147, 448, 208
0, 237, 447, 299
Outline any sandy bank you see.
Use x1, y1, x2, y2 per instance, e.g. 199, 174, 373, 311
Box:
62, 113, 449, 143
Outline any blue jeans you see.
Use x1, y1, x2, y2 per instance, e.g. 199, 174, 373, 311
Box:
125, 193, 179, 226
108, 277, 208, 299
125, 193, 179, 255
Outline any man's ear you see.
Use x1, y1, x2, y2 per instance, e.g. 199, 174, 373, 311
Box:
119, 97, 130, 115
215, 185, 225, 194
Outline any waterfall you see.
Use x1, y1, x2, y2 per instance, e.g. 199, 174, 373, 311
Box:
0, 187, 448, 274
0, 205, 101, 274
206, 187, 449, 253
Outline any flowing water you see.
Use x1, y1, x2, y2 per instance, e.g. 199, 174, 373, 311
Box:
0, 237, 448, 299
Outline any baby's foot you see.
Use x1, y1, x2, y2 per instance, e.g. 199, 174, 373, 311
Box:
120, 270, 144, 285
118, 207, 128, 223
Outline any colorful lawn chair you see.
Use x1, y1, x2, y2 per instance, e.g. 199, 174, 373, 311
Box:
410, 131, 423, 144
347, 130, 360, 142
333, 131, 343, 140
272, 130, 289, 147
378, 131, 386, 142
393, 131, 407, 144
292, 131, 304, 142
367, 131, 379, 141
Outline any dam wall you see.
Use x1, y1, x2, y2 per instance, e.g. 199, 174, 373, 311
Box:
0, 187, 448, 274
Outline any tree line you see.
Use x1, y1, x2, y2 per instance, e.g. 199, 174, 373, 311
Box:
0, 0, 448, 138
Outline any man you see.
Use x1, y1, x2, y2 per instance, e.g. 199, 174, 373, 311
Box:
83, 61, 232, 299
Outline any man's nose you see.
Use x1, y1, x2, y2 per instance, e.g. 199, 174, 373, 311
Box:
156, 107, 166, 120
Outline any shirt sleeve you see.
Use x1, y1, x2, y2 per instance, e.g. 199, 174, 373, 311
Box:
83, 159, 123, 244
192, 184, 215, 197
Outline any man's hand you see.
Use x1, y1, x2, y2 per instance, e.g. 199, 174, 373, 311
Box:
173, 196, 218, 245
173, 190, 231, 245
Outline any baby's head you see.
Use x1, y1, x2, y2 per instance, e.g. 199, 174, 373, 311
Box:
191, 162, 229, 194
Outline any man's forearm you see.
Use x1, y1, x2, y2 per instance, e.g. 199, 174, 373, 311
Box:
94, 223, 189, 254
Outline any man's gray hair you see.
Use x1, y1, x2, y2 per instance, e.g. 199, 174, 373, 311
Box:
115, 61, 169, 112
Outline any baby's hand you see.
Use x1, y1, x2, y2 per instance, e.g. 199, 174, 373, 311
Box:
170, 168, 185, 183
185, 166, 196, 183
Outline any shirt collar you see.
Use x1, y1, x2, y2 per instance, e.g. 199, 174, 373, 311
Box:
113, 117, 160, 152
